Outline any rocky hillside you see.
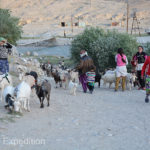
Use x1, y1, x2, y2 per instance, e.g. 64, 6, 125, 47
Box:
0, 0, 150, 37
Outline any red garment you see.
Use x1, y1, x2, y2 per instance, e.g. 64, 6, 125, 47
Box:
131, 55, 137, 67
141, 56, 150, 76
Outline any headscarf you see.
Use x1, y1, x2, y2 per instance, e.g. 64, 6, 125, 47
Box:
80, 50, 88, 58
0, 37, 6, 43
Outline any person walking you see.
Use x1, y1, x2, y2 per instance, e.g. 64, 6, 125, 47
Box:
86, 65, 96, 94
77, 50, 95, 93
141, 56, 150, 103
0, 37, 12, 75
115, 48, 128, 91
134, 46, 147, 90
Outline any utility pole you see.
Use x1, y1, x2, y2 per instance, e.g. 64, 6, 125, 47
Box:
90, 0, 92, 8
71, 15, 73, 33
126, 0, 129, 33
131, 11, 141, 36
70, 0, 73, 33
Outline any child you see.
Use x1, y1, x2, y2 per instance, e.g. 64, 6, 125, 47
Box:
115, 48, 128, 91
141, 56, 150, 103
86, 66, 96, 94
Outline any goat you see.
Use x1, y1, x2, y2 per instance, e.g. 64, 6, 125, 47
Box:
126, 73, 137, 90
25, 71, 38, 84
69, 80, 78, 96
15, 76, 35, 112
35, 80, 51, 108
0, 73, 12, 101
95, 74, 101, 87
3, 86, 15, 111
101, 73, 116, 88
69, 70, 79, 83
15, 81, 32, 112
60, 71, 71, 89
51, 70, 62, 88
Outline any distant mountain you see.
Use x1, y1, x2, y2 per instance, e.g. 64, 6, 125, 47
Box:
0, 0, 149, 36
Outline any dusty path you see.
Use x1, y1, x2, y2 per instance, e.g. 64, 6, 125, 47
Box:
0, 82, 150, 150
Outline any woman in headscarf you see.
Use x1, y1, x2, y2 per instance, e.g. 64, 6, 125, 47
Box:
77, 50, 95, 93
134, 46, 147, 90
0, 37, 12, 75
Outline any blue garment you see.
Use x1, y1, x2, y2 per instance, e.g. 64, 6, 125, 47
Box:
0, 59, 9, 74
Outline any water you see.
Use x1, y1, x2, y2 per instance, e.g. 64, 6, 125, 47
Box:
17, 45, 71, 58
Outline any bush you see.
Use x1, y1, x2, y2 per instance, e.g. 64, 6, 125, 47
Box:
0, 9, 22, 45
71, 27, 138, 72
144, 42, 150, 55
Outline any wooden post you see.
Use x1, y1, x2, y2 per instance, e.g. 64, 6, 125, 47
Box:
131, 12, 141, 36
71, 16, 73, 33
90, 0, 92, 8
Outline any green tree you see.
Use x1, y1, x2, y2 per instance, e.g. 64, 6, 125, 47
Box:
0, 8, 22, 45
71, 27, 138, 72
144, 42, 150, 55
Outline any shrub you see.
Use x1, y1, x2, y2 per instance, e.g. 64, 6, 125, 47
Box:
144, 42, 150, 55
71, 27, 138, 72
0, 9, 22, 45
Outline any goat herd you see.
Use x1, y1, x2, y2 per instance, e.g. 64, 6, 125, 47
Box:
1, 60, 138, 114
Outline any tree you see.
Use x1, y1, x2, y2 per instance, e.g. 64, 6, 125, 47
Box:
71, 27, 138, 72
144, 42, 150, 55
0, 9, 22, 45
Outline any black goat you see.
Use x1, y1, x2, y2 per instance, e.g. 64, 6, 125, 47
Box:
51, 70, 62, 88
95, 74, 101, 87
4, 94, 15, 110
35, 80, 51, 108
25, 71, 38, 84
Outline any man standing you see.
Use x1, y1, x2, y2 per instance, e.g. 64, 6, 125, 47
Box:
0, 37, 12, 75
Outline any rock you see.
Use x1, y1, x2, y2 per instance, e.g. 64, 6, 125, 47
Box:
32, 51, 39, 56
26, 51, 31, 56
108, 133, 113, 137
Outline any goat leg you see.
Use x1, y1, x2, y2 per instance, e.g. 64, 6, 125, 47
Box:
73, 87, 76, 96
60, 81, 62, 87
47, 94, 50, 107
40, 97, 44, 108
98, 81, 100, 88
27, 99, 30, 112
4, 104, 9, 109
39, 97, 42, 103
55, 82, 58, 88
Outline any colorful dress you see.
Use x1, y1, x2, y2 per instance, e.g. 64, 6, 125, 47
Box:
86, 71, 96, 86
78, 55, 95, 92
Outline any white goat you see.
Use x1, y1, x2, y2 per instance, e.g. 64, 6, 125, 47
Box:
70, 71, 79, 83
126, 73, 137, 90
15, 75, 35, 112
101, 73, 116, 88
69, 80, 78, 96
15, 81, 32, 112
60, 71, 71, 89
3, 86, 15, 100
0, 74, 12, 101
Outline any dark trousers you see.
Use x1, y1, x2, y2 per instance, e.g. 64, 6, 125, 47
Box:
88, 84, 94, 92
137, 70, 145, 88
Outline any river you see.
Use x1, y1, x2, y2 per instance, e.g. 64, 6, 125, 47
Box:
17, 45, 71, 58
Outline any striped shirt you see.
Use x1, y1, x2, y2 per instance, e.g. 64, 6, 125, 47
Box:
86, 71, 96, 83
